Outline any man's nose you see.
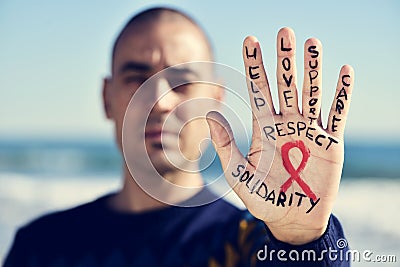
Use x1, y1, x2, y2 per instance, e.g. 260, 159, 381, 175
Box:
152, 78, 179, 113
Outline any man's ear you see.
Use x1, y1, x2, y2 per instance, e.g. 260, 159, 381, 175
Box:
102, 77, 113, 119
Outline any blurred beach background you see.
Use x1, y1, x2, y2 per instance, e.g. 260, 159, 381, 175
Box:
1, 0, 399, 266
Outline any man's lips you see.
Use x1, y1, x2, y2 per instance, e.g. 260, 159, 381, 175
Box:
145, 130, 162, 139
144, 129, 178, 140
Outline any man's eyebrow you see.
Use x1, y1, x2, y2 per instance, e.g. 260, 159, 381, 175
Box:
119, 62, 152, 74
166, 66, 200, 78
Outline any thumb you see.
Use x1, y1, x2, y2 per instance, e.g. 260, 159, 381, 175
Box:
206, 111, 244, 176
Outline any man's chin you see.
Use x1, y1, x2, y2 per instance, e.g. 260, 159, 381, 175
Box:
146, 148, 176, 172
149, 151, 195, 175
145, 142, 201, 174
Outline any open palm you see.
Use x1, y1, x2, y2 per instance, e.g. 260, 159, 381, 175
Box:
207, 28, 354, 245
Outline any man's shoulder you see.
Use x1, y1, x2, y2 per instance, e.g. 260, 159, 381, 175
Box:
18, 193, 113, 239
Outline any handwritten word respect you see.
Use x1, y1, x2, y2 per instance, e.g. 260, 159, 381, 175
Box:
262, 122, 338, 150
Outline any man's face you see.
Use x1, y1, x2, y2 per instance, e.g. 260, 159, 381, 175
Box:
104, 20, 222, 174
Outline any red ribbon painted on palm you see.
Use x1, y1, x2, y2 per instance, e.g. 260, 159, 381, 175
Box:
280, 140, 317, 201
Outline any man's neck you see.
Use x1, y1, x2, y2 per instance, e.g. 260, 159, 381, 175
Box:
109, 165, 204, 213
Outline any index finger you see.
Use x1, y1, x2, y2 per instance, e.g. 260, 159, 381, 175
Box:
243, 36, 276, 141
243, 36, 275, 115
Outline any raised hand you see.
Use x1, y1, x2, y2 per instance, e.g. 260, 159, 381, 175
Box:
206, 27, 354, 245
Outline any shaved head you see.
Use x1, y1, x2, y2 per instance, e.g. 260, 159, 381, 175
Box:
111, 7, 213, 71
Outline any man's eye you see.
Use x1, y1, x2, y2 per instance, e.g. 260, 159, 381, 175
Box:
172, 84, 188, 93
124, 76, 148, 85
168, 78, 190, 92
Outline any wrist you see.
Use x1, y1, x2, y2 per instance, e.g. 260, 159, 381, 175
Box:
266, 223, 327, 245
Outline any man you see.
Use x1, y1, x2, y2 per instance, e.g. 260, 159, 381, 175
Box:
4, 6, 354, 267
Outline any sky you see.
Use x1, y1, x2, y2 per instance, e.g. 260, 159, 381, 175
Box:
0, 0, 399, 143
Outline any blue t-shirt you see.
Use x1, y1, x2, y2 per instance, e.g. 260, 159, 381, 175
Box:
4, 189, 349, 266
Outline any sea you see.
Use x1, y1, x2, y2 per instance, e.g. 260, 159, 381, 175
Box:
0, 138, 399, 266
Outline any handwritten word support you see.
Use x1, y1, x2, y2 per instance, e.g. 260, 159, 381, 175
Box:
305, 44, 321, 125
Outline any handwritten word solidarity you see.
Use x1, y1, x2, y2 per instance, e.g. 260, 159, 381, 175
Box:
231, 144, 320, 214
